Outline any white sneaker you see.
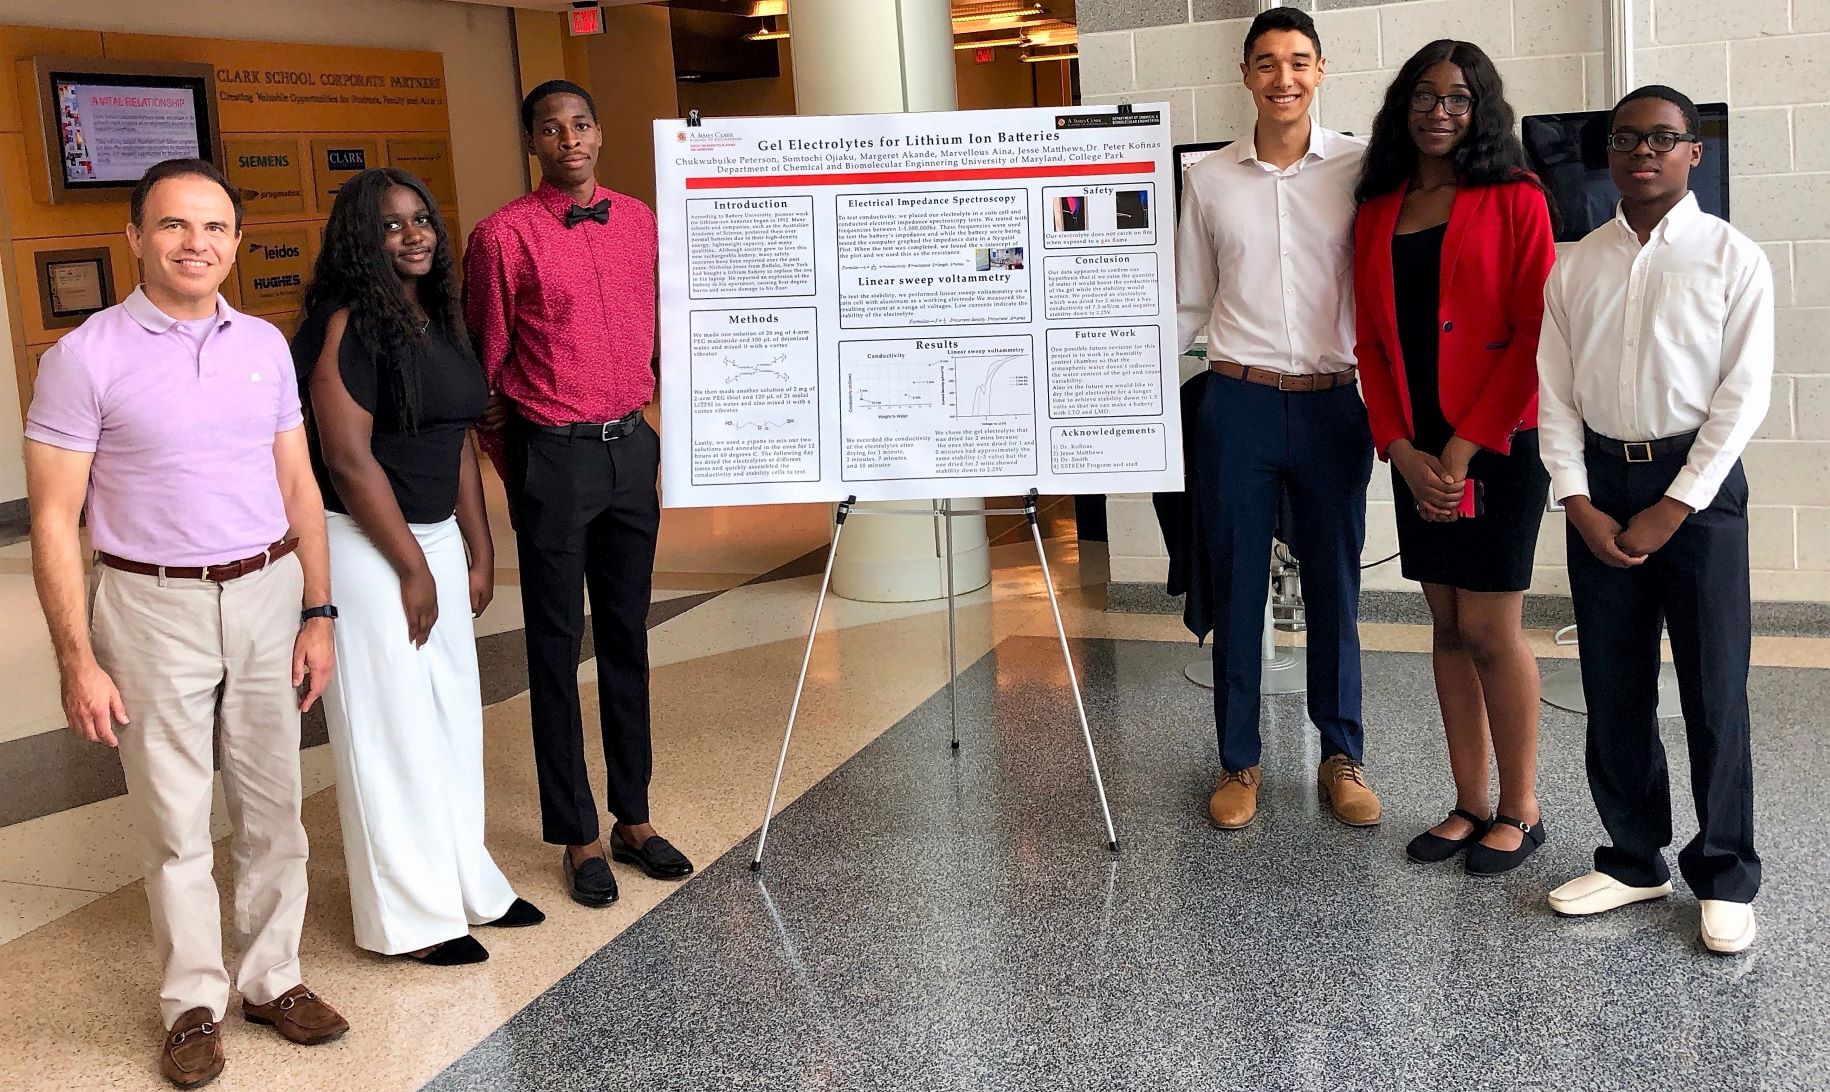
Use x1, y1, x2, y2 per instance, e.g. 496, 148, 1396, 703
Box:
1548, 869, 1674, 916
1699, 900, 1757, 954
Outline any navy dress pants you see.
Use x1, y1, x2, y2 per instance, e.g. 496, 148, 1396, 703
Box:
1193, 375, 1373, 772
1567, 436, 1760, 902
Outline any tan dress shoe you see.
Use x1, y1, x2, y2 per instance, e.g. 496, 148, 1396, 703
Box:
1318, 755, 1381, 826
242, 984, 348, 1046
1208, 766, 1262, 829
159, 1007, 223, 1089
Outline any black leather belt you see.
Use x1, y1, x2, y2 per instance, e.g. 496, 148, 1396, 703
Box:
518, 409, 645, 442
1585, 427, 1698, 463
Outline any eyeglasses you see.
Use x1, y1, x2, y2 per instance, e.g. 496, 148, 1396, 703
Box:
1409, 91, 1474, 117
1608, 130, 1700, 154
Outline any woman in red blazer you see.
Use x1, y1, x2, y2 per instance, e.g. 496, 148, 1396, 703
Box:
1352, 40, 1555, 876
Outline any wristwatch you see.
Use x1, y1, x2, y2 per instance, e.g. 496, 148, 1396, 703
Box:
301, 604, 339, 623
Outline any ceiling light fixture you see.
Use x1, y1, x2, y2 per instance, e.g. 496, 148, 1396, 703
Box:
952, 35, 1028, 49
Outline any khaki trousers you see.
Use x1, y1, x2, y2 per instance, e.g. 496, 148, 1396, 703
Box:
90, 553, 309, 1028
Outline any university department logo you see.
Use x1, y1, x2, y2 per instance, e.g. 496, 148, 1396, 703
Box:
326, 148, 367, 171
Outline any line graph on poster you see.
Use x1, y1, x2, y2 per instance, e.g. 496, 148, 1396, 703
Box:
841, 334, 1034, 419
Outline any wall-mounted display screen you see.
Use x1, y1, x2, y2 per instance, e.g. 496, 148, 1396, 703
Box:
33, 57, 219, 202
1522, 103, 1731, 242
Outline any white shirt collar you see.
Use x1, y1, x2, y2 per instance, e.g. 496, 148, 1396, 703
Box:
1234, 119, 1328, 169
1612, 191, 1702, 245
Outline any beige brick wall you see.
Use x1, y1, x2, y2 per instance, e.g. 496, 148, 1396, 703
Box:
1082, 0, 1830, 603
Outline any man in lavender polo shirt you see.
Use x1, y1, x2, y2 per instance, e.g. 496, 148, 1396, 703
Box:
25, 159, 349, 1089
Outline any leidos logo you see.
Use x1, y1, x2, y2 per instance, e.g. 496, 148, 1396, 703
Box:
326, 148, 366, 171
249, 241, 302, 261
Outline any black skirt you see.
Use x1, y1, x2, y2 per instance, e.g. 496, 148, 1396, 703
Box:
1389, 222, 1546, 593
1392, 428, 1549, 593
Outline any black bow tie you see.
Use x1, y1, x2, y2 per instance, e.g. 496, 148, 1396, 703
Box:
565, 198, 610, 227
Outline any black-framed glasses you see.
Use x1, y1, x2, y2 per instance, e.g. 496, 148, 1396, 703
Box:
1608, 129, 1700, 154
1409, 90, 1474, 116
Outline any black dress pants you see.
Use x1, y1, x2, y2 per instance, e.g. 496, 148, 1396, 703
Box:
1567, 435, 1760, 902
505, 416, 661, 845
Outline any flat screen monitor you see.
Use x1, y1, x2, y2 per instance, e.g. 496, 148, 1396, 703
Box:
1521, 104, 1730, 242
34, 57, 219, 202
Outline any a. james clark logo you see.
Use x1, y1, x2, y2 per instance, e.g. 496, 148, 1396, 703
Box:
326, 148, 366, 171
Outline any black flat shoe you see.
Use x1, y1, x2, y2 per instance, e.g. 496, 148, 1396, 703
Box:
610, 829, 695, 880
563, 849, 619, 907
481, 898, 545, 928
1406, 808, 1492, 863
1465, 814, 1547, 876
406, 935, 489, 966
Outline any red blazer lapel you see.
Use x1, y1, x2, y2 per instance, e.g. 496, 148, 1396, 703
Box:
1441, 183, 1487, 294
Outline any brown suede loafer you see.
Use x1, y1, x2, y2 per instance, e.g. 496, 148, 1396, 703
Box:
160, 1007, 223, 1089
242, 984, 349, 1046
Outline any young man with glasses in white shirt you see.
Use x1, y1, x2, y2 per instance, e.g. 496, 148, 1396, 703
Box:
1175, 7, 1377, 833
1537, 86, 1773, 954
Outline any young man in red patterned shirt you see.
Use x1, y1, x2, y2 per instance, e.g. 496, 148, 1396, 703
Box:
465, 80, 693, 907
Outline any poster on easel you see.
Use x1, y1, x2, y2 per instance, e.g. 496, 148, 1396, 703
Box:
653, 103, 1182, 509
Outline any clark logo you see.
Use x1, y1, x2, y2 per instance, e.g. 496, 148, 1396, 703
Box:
326, 148, 366, 171
249, 241, 302, 261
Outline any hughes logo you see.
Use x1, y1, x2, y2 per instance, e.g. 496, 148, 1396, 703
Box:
237, 154, 290, 168
326, 149, 366, 171
248, 242, 302, 260
254, 273, 302, 291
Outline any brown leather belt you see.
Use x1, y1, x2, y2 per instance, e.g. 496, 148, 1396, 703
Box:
98, 538, 299, 583
1209, 359, 1357, 392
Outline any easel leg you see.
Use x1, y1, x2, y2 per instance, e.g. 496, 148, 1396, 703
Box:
942, 499, 960, 750
752, 498, 854, 872
1025, 490, 1120, 853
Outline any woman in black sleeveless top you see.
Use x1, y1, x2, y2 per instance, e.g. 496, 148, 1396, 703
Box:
294, 168, 541, 965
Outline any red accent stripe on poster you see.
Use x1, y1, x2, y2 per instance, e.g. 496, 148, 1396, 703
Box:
682, 160, 1156, 189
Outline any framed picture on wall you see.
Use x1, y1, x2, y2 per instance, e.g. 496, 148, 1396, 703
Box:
33, 246, 115, 330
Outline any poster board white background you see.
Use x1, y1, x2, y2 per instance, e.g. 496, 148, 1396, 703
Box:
653, 103, 1182, 508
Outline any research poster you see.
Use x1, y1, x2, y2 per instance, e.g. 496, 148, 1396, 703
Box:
653, 103, 1181, 507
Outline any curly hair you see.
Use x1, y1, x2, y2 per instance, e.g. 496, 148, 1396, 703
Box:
302, 167, 466, 433
1354, 40, 1545, 209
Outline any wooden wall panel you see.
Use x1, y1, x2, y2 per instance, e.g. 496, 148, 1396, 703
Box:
0, 23, 456, 416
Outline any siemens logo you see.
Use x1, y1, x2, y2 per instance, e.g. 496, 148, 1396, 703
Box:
249, 242, 301, 260
326, 149, 366, 171
237, 154, 290, 168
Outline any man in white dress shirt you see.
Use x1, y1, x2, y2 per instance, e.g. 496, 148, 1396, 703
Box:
1175, 7, 1378, 832
1537, 86, 1772, 954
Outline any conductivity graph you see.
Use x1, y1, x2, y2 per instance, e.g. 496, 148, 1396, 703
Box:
842, 340, 1032, 418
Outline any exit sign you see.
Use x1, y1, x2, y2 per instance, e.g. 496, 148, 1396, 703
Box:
974, 47, 995, 64
569, 4, 605, 36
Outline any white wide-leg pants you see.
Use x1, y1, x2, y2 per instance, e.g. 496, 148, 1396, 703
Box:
323, 512, 516, 954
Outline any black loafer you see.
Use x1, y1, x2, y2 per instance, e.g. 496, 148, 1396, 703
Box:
1406, 808, 1493, 863
481, 897, 546, 928
406, 935, 489, 966
562, 850, 620, 907
610, 829, 695, 880
1465, 814, 1547, 876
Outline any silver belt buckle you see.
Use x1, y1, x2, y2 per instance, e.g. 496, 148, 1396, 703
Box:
1623, 441, 1654, 463
1276, 372, 1295, 392
600, 420, 616, 442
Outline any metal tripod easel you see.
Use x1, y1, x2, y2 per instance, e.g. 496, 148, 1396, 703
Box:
750, 489, 1120, 872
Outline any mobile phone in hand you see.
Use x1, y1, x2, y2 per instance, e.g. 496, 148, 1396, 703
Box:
1457, 478, 1485, 519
